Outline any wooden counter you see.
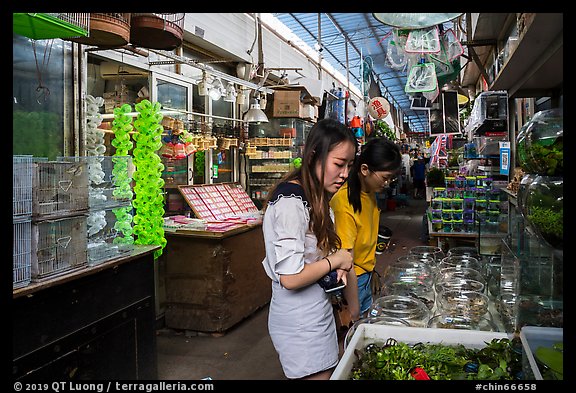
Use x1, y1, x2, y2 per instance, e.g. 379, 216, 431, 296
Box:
13, 245, 160, 380
163, 224, 271, 333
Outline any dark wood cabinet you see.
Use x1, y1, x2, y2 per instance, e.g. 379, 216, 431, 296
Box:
13, 245, 159, 381
163, 225, 270, 333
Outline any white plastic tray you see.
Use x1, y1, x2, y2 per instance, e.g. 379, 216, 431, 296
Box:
520, 326, 563, 380
331, 324, 511, 380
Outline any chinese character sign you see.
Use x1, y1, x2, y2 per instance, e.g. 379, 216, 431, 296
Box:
368, 97, 390, 119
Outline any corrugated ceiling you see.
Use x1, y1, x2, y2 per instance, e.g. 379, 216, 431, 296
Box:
271, 13, 464, 135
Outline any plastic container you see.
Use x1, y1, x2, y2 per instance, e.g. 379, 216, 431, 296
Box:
520, 326, 563, 380
331, 324, 510, 380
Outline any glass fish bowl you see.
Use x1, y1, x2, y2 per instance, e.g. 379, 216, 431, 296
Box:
516, 108, 563, 177
368, 295, 431, 327
437, 290, 490, 322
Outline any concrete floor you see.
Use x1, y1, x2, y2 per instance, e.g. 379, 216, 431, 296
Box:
156, 195, 430, 380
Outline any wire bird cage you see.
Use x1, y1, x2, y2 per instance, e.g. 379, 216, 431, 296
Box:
13, 13, 90, 40
13, 218, 32, 289
13, 155, 34, 217
32, 158, 89, 219
129, 13, 185, 50
70, 13, 131, 48
32, 215, 88, 281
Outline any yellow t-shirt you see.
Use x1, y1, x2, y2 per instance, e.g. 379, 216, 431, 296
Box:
330, 182, 380, 276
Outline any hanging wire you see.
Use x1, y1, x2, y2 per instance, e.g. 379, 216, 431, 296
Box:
31, 39, 54, 103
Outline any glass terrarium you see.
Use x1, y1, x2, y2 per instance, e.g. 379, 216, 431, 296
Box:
520, 176, 563, 251
516, 109, 563, 177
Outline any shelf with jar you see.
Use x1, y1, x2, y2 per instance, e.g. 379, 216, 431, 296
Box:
246, 118, 313, 207
496, 109, 563, 334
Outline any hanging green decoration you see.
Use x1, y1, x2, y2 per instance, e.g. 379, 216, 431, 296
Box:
132, 100, 167, 259
111, 103, 135, 246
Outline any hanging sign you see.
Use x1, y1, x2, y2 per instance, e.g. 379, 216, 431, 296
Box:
500, 141, 510, 175
368, 97, 390, 119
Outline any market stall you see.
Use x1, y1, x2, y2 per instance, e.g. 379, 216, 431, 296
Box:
161, 183, 270, 333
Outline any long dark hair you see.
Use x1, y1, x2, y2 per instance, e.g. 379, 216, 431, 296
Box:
347, 137, 402, 213
265, 118, 357, 254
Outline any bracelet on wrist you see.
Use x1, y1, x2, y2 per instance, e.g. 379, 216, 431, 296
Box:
325, 257, 332, 272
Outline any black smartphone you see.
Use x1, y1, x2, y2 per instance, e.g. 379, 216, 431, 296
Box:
324, 279, 346, 293
318, 270, 346, 293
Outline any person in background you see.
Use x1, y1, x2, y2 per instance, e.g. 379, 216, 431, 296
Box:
401, 146, 412, 194
330, 137, 402, 321
411, 155, 427, 199
261, 118, 356, 380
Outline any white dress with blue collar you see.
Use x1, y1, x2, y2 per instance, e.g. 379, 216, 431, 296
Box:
261, 182, 339, 379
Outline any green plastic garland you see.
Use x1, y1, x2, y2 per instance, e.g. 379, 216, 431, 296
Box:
132, 100, 167, 259
111, 104, 135, 246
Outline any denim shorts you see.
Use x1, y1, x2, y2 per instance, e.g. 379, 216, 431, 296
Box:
357, 272, 373, 315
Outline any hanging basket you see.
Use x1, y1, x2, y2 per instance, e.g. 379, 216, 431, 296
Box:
129, 13, 185, 50
71, 13, 131, 48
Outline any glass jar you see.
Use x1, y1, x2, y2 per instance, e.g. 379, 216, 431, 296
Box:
442, 219, 453, 233
522, 175, 563, 250
516, 108, 563, 176
368, 295, 431, 327
431, 219, 443, 232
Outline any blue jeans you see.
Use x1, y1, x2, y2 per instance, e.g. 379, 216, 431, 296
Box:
357, 272, 373, 315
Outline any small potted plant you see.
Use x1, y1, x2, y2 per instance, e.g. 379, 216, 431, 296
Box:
426, 167, 445, 188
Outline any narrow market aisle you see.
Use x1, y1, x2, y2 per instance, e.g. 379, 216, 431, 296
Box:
155, 195, 428, 380
375, 196, 430, 275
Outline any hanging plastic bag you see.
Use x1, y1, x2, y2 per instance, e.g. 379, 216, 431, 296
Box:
405, 62, 437, 94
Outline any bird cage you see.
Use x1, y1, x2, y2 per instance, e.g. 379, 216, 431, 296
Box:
13, 13, 90, 40
129, 13, 185, 50
71, 13, 131, 48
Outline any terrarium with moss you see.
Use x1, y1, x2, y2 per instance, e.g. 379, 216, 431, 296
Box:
516, 109, 563, 177
524, 176, 563, 251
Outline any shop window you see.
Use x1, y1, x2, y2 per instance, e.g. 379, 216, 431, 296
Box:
13, 35, 74, 159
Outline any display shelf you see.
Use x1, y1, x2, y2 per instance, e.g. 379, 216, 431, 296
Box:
496, 190, 563, 333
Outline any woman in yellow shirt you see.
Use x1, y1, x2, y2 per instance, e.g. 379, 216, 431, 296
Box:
330, 137, 402, 320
